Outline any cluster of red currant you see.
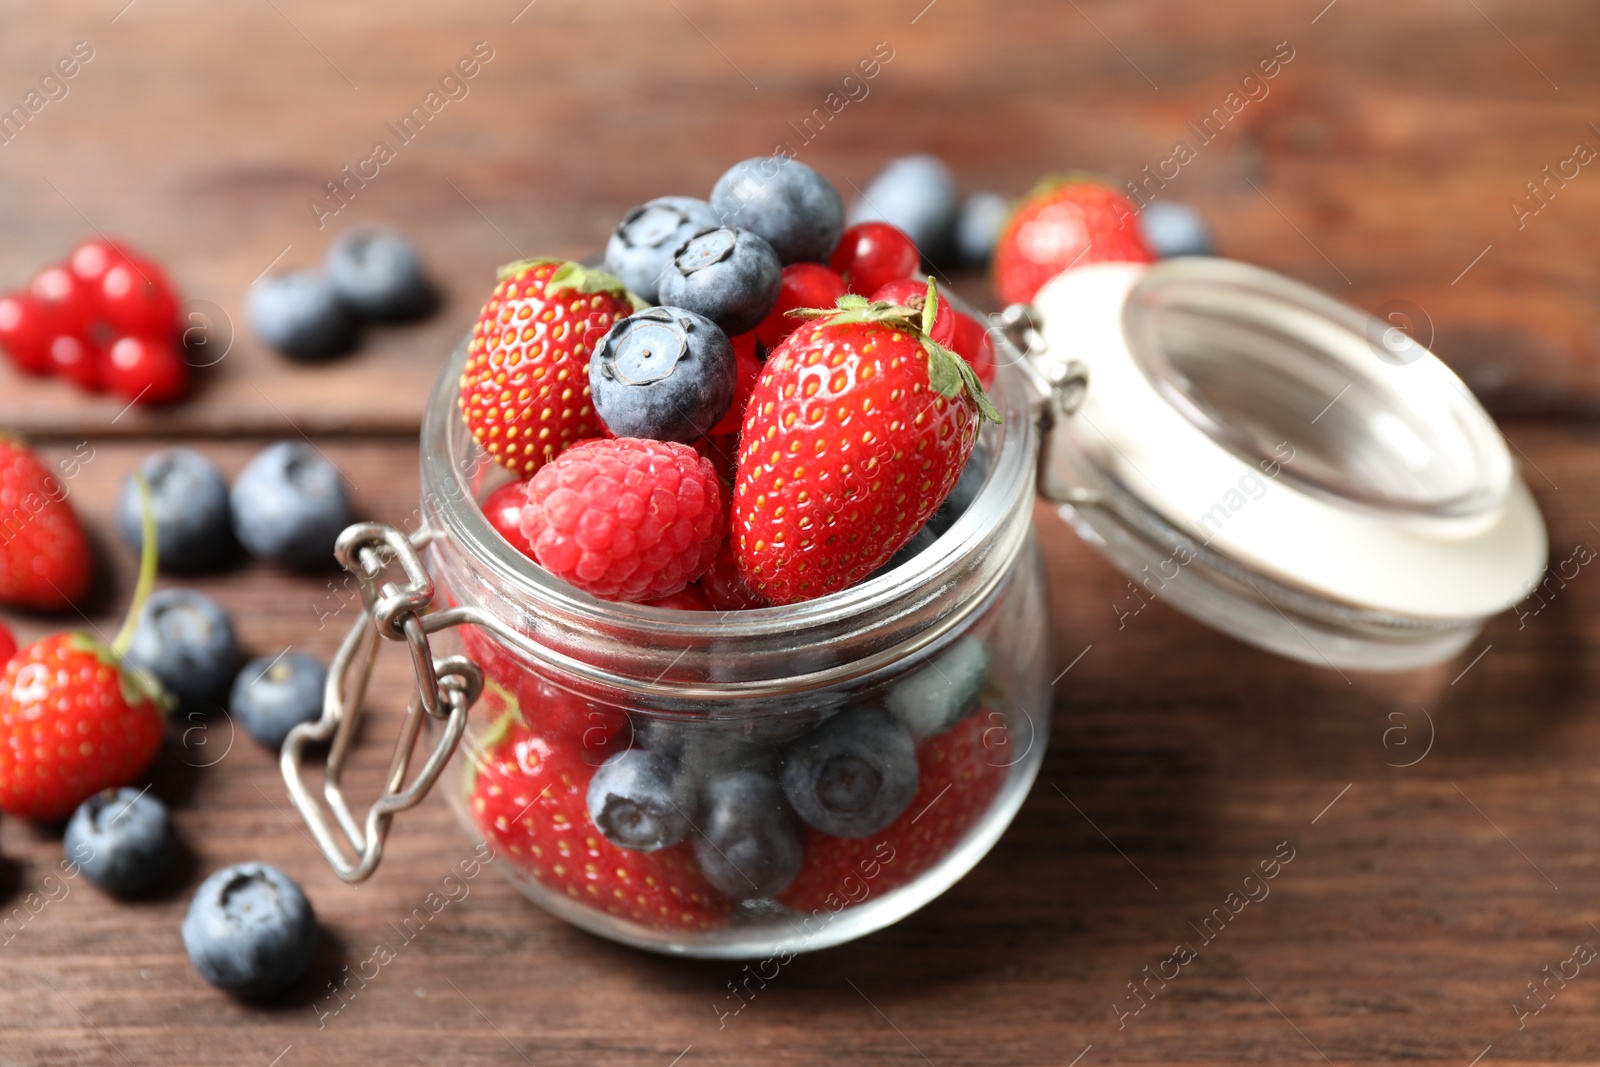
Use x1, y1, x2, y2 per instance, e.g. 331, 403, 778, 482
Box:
0, 239, 189, 404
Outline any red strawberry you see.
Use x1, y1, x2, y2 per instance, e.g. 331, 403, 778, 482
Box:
0, 633, 168, 820
459, 259, 641, 477
733, 282, 998, 604
992, 176, 1154, 306
519, 438, 723, 603
0, 436, 94, 610
461, 626, 629, 763
0, 622, 15, 665
779, 711, 1008, 913
467, 710, 731, 932
0, 490, 170, 822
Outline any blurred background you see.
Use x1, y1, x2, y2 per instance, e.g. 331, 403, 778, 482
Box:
2, 0, 1596, 435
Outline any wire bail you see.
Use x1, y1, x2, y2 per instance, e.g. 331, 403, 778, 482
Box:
280, 522, 484, 883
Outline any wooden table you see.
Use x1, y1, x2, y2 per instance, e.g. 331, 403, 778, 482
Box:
2, 1, 1598, 1064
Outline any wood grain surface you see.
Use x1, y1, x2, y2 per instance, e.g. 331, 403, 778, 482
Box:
1, 1, 1598, 1065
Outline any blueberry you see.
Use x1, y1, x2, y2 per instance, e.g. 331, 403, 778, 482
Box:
125, 588, 239, 711
587, 748, 692, 851
954, 190, 1010, 267
693, 771, 803, 900
926, 443, 990, 537
590, 307, 737, 443
605, 196, 721, 303
885, 636, 988, 738
325, 226, 436, 321
230, 442, 353, 567
847, 155, 960, 261
245, 270, 358, 361
231, 652, 327, 749
115, 448, 233, 573
710, 156, 845, 265
656, 228, 782, 337
780, 707, 918, 838
1139, 201, 1215, 257
183, 863, 317, 997
64, 787, 174, 895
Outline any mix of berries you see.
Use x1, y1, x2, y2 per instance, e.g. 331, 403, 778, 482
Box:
446, 155, 1084, 929
0, 239, 188, 404
462, 156, 1005, 608
0, 156, 1213, 961
466, 621, 1003, 930
0, 435, 331, 995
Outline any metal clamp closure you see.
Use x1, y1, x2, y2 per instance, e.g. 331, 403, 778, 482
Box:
281, 522, 484, 883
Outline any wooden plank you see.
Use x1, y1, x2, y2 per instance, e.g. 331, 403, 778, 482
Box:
0, 427, 1593, 1064
0, 0, 1598, 436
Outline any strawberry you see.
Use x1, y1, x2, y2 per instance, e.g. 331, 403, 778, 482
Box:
992, 175, 1154, 306
460, 626, 628, 763
732, 281, 998, 605
779, 711, 1007, 913
0, 435, 93, 611
0, 622, 14, 665
0, 482, 169, 820
459, 259, 642, 477
466, 708, 731, 932
0, 634, 168, 819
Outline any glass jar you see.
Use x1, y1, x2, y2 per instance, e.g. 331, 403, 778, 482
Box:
286, 307, 1050, 959
282, 257, 1545, 959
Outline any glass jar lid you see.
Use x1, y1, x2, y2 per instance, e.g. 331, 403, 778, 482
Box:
1018, 257, 1546, 671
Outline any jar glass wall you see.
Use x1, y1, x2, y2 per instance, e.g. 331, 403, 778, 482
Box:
416, 338, 1052, 958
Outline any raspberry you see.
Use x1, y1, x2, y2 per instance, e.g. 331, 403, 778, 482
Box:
518, 438, 723, 603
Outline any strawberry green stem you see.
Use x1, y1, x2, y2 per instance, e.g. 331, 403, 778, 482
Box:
111, 474, 159, 658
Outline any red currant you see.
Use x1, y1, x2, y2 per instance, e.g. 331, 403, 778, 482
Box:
870, 278, 957, 346
709, 332, 763, 438
104, 335, 188, 404
29, 265, 97, 336
48, 333, 104, 391
68, 239, 130, 287
481, 480, 537, 559
831, 222, 920, 297
951, 311, 996, 387
0, 293, 54, 374
755, 264, 847, 350
100, 258, 178, 337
